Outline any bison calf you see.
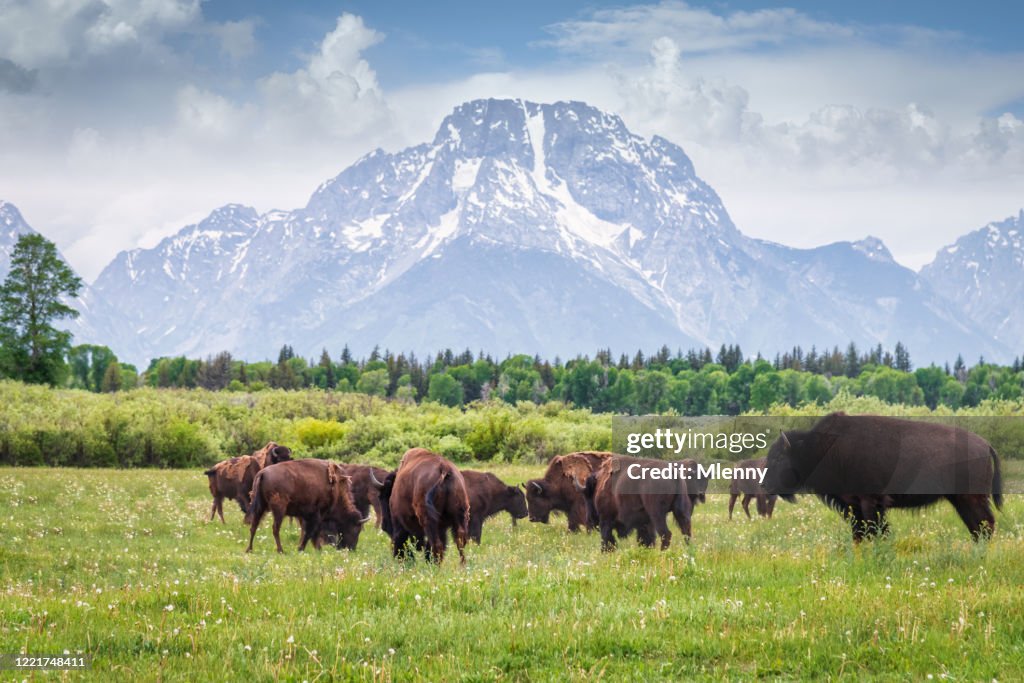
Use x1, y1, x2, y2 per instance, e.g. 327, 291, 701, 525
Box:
728, 457, 778, 520
462, 470, 528, 544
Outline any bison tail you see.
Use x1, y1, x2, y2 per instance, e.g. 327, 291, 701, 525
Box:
991, 446, 1004, 511
424, 472, 447, 524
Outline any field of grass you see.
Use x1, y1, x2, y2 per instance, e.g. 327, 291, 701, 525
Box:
2, 465, 1023, 681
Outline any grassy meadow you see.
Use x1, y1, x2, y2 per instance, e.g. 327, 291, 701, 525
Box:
2, 465, 1023, 681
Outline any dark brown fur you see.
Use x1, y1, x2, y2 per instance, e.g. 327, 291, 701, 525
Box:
386, 448, 470, 565
461, 470, 528, 544
337, 463, 390, 528
583, 455, 708, 551
245, 459, 367, 553
728, 457, 777, 519
524, 451, 612, 531
762, 412, 1003, 541
204, 442, 292, 523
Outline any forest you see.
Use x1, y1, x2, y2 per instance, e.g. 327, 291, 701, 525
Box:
60, 340, 1024, 415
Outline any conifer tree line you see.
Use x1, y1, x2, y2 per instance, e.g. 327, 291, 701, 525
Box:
120, 340, 1023, 414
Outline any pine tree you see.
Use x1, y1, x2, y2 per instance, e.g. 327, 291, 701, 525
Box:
101, 361, 123, 393
0, 233, 83, 384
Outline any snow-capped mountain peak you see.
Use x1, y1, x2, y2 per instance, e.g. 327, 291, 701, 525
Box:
7, 99, 1009, 366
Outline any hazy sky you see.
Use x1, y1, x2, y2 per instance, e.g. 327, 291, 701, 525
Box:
1, 1, 1022, 281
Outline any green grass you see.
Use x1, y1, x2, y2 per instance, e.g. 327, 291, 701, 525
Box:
1, 467, 1023, 681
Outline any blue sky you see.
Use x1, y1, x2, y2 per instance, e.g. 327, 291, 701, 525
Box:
0, 1, 1022, 279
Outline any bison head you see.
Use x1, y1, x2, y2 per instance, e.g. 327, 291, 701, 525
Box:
524, 480, 553, 523
762, 431, 801, 503
504, 486, 528, 521
324, 464, 372, 550
268, 444, 292, 465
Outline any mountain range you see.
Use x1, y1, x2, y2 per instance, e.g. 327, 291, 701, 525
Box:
1, 99, 1020, 367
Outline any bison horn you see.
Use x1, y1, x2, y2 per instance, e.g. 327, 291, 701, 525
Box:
368, 470, 385, 488
780, 431, 791, 450
572, 476, 586, 492
530, 481, 543, 493
358, 515, 372, 524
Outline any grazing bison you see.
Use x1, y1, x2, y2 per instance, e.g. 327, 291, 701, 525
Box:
728, 457, 778, 519
582, 455, 709, 551
384, 448, 470, 565
245, 459, 369, 553
762, 412, 1003, 541
524, 451, 612, 531
204, 442, 292, 523
461, 470, 529, 544
338, 463, 390, 528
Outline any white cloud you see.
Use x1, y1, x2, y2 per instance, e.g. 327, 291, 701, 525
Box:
542, 1, 854, 56
1, 1, 1021, 280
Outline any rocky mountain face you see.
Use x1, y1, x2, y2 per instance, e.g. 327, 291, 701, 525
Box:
921, 210, 1024, 353
0, 99, 1016, 365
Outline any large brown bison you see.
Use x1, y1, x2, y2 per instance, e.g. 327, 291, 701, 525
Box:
762, 412, 1003, 541
245, 459, 370, 553
204, 442, 292, 523
728, 457, 778, 519
524, 451, 612, 531
582, 455, 708, 551
338, 463, 390, 528
461, 470, 528, 544
381, 448, 470, 565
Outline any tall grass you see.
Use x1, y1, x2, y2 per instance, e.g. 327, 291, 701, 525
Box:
1, 467, 1022, 680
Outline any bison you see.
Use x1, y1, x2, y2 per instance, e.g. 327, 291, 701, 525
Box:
245, 459, 369, 553
338, 463, 390, 528
762, 412, 1003, 541
582, 455, 708, 551
728, 457, 778, 519
381, 448, 470, 565
204, 441, 292, 523
524, 451, 612, 531
461, 470, 528, 544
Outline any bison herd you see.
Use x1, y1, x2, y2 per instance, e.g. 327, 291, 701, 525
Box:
205, 413, 1005, 564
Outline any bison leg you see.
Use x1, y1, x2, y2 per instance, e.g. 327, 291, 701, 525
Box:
298, 515, 320, 551
391, 528, 412, 559
742, 494, 754, 519
765, 496, 777, 519
271, 511, 286, 553
848, 498, 887, 542
599, 519, 617, 552
636, 523, 656, 548
755, 494, 768, 518
728, 493, 738, 520
671, 502, 693, 543
245, 501, 268, 553
426, 530, 447, 564
453, 525, 468, 565
210, 495, 225, 524
949, 495, 996, 541
468, 517, 483, 545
